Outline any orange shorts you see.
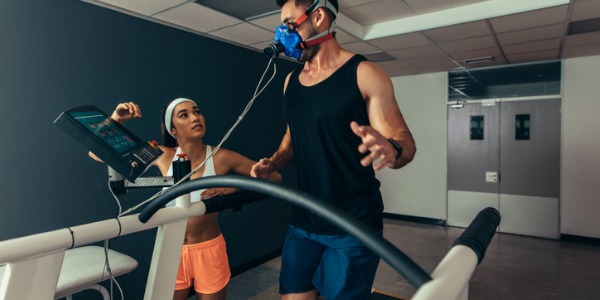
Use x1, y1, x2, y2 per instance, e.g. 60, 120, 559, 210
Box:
175, 233, 231, 294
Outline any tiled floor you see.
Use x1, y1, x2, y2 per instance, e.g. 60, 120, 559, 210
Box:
228, 219, 600, 299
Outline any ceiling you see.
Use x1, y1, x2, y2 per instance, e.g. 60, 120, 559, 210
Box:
84, 0, 600, 77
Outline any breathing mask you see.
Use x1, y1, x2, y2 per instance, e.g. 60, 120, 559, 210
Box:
263, 0, 338, 61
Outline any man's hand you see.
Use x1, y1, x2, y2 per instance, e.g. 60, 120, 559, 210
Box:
251, 158, 276, 180
351, 121, 399, 171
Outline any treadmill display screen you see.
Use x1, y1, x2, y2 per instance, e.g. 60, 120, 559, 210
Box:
70, 111, 137, 154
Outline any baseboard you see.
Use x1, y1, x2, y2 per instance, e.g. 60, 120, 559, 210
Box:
230, 248, 282, 277
383, 212, 446, 226
561, 234, 600, 246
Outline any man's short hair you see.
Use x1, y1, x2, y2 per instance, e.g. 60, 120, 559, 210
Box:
276, 0, 338, 21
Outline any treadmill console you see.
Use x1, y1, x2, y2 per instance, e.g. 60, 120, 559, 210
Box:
54, 105, 163, 181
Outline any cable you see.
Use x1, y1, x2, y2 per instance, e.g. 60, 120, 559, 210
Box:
101, 239, 125, 300
108, 179, 122, 216
115, 217, 122, 239
103, 179, 125, 299
119, 57, 277, 216
67, 227, 75, 249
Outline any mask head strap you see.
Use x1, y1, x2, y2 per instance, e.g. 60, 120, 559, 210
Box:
287, 0, 338, 30
164, 98, 197, 138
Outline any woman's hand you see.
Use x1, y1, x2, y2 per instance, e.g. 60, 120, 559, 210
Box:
201, 187, 238, 199
111, 102, 141, 123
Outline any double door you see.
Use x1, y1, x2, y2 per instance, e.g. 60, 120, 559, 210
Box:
447, 98, 561, 238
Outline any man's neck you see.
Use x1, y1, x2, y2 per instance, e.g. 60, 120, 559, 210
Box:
304, 40, 352, 74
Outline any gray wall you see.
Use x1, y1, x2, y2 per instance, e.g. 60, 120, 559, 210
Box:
0, 0, 297, 298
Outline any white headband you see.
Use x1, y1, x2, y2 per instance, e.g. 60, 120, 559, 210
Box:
164, 98, 197, 138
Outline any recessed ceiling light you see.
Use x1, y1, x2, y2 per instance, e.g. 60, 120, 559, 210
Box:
463, 56, 494, 64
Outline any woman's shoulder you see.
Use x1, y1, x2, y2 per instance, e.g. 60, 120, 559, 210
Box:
155, 146, 177, 169
158, 145, 177, 156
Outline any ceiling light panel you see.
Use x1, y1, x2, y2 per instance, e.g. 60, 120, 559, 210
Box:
363, 0, 569, 40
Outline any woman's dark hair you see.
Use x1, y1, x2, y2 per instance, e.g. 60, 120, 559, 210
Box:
161, 104, 178, 147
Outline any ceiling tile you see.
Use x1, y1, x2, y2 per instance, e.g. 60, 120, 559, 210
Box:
375, 60, 419, 77
408, 55, 455, 66
388, 44, 445, 59
335, 29, 361, 44
506, 49, 559, 64
402, 0, 485, 14
250, 40, 275, 51
490, 5, 568, 33
339, 0, 381, 10
154, 3, 242, 33
94, 0, 187, 16
563, 30, 600, 47
462, 57, 507, 69
195, 0, 279, 20
248, 13, 281, 31
448, 47, 502, 61
209, 23, 274, 45
342, 0, 414, 26
369, 33, 432, 51
438, 35, 497, 53
376, 59, 413, 70
418, 62, 462, 73
496, 24, 564, 45
562, 41, 600, 58
502, 38, 561, 55
341, 41, 381, 54
570, 0, 600, 22
86, 0, 600, 76
424, 20, 491, 43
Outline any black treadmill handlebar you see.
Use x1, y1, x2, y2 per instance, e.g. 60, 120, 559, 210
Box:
453, 207, 501, 264
138, 175, 433, 289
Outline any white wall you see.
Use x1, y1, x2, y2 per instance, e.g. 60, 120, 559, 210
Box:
378, 57, 600, 239
561, 55, 600, 238
377, 72, 448, 220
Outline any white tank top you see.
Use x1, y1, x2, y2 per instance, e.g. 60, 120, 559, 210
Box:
165, 145, 215, 207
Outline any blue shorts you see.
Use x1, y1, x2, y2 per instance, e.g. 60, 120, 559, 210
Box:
279, 225, 381, 299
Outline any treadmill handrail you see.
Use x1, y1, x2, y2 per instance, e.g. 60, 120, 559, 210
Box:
138, 174, 433, 289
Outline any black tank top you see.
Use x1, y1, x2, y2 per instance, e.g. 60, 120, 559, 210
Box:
284, 55, 383, 235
